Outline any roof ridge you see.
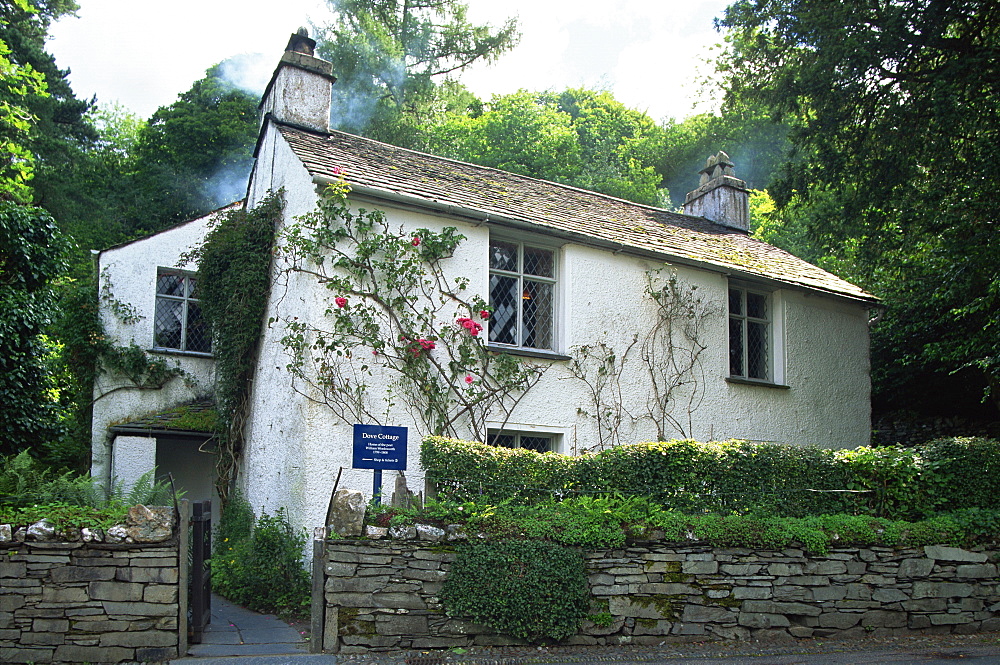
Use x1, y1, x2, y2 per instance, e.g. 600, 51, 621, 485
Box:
272, 119, 702, 222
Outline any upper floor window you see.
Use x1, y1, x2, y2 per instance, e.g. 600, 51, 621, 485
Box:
154, 270, 212, 354
728, 285, 770, 381
488, 239, 556, 351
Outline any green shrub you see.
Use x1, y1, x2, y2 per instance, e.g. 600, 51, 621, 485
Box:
212, 496, 310, 618
441, 540, 589, 641
422, 436, 1000, 519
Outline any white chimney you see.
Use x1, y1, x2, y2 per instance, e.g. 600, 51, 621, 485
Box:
682, 151, 750, 232
258, 28, 336, 134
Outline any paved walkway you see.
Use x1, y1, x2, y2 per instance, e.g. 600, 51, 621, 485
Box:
171, 594, 311, 663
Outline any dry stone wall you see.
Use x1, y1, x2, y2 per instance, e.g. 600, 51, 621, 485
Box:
0, 542, 181, 664
323, 539, 1000, 652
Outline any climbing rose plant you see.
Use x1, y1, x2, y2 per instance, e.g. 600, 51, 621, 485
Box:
277, 178, 547, 440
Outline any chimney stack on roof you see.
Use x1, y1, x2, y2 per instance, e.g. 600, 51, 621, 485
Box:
286, 27, 316, 56
258, 27, 336, 134
682, 151, 749, 232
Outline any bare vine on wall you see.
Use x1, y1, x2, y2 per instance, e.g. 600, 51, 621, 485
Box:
569, 269, 715, 446
568, 339, 637, 451
641, 270, 714, 440
277, 178, 548, 442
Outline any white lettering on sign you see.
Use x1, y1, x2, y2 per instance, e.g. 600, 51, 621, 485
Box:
361, 432, 401, 442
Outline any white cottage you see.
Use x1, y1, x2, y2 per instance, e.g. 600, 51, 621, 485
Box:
92, 32, 877, 529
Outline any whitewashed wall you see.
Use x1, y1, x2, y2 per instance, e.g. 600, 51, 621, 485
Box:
91, 213, 219, 491
235, 131, 872, 536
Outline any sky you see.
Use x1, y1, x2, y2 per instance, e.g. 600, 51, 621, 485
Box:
47, 0, 732, 123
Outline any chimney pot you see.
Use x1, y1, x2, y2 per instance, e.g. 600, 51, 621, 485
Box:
285, 28, 316, 57
683, 151, 750, 232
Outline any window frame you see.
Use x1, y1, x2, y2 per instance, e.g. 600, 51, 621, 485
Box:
487, 237, 560, 353
727, 282, 785, 386
152, 269, 213, 356
487, 428, 559, 453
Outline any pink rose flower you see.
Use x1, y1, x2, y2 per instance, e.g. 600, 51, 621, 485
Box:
412, 236, 421, 246
480, 310, 490, 319
457, 317, 484, 336
335, 297, 347, 308
465, 375, 474, 384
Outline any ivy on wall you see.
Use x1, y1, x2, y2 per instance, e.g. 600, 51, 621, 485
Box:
189, 192, 283, 504
57, 269, 188, 470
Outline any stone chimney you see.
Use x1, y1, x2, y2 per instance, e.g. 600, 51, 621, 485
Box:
682, 151, 749, 232
258, 28, 336, 133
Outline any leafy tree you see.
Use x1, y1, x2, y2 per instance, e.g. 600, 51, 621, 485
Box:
315, 0, 519, 146
1, 0, 97, 210
0, 202, 71, 458
128, 62, 259, 234
428, 90, 583, 183
427, 88, 666, 206
545, 88, 665, 205
720, 0, 1000, 417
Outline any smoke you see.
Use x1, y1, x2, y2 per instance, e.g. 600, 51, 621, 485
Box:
206, 159, 254, 209
215, 52, 273, 97
324, 32, 408, 136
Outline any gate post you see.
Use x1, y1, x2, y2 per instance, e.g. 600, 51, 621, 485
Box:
310, 527, 326, 653
190, 500, 212, 643
178, 499, 189, 657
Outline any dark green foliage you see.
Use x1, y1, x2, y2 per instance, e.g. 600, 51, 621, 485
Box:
441, 540, 589, 641
128, 64, 259, 233
190, 194, 282, 502
720, 0, 1000, 418
918, 438, 1000, 512
0, 0, 96, 208
0, 202, 72, 457
422, 436, 1000, 520
212, 495, 310, 618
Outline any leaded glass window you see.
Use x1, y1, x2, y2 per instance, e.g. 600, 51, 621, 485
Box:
728, 286, 769, 381
154, 270, 212, 354
487, 430, 554, 453
488, 239, 555, 350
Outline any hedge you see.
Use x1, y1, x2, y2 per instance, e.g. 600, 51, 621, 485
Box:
420, 436, 1000, 520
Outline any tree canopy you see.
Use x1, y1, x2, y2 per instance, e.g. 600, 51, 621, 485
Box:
315, 0, 519, 146
427, 88, 667, 206
720, 0, 1000, 416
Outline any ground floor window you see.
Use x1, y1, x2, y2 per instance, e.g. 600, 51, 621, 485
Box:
487, 430, 555, 453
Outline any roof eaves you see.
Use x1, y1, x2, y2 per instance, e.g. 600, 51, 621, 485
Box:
108, 425, 215, 439
318, 176, 879, 306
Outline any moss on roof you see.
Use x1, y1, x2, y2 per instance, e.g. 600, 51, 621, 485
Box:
277, 122, 876, 304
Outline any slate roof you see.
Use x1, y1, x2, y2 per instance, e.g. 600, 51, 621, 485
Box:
109, 399, 217, 438
277, 122, 876, 303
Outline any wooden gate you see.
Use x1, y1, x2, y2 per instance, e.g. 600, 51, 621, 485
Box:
189, 500, 212, 643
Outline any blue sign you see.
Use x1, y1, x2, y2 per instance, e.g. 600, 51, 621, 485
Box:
352, 424, 408, 470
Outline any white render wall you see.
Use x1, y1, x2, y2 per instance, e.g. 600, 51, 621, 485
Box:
236, 132, 872, 535
91, 213, 219, 492
110, 435, 156, 494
